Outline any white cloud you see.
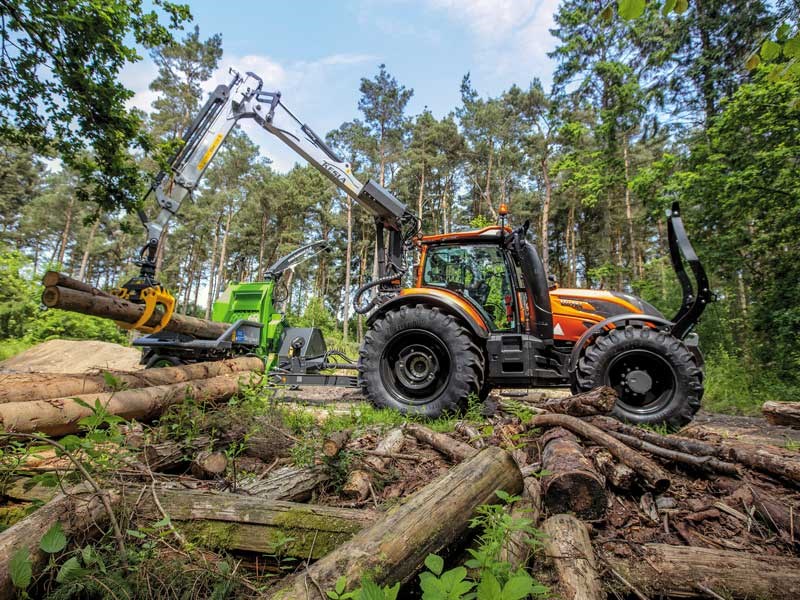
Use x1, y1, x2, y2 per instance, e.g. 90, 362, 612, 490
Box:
424, 0, 558, 86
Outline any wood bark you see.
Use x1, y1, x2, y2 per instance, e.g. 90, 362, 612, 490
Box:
42, 271, 112, 297
143, 436, 211, 471
77, 217, 101, 281
540, 155, 552, 269
343, 428, 405, 501
763, 401, 800, 428
539, 386, 617, 416
0, 373, 258, 436
236, 466, 330, 502
343, 197, 352, 342
587, 448, 636, 490
0, 485, 118, 599
0, 357, 263, 404
405, 423, 477, 462
541, 514, 604, 600
603, 543, 800, 599
529, 414, 670, 492
540, 428, 606, 520
41, 285, 230, 339
271, 447, 523, 599
322, 430, 350, 458
130, 489, 376, 559
499, 477, 542, 570
592, 415, 800, 484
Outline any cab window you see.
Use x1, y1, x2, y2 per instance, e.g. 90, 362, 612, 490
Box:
422, 244, 516, 331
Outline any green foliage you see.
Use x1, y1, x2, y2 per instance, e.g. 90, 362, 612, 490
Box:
24, 308, 130, 345
0, 248, 37, 339
10, 547, 32, 590
0, 0, 191, 211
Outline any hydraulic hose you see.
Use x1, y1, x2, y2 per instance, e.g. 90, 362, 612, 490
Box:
353, 272, 404, 315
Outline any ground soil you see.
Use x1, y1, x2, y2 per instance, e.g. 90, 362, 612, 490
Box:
0, 339, 143, 374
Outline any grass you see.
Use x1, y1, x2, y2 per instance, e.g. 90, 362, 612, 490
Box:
0, 338, 33, 361
702, 350, 800, 415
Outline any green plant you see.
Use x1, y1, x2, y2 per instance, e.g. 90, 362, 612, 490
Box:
327, 575, 400, 600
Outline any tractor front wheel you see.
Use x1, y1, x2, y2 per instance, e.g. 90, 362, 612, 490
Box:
571, 325, 703, 429
359, 304, 484, 418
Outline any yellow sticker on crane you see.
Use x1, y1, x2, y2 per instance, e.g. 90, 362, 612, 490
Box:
197, 133, 224, 171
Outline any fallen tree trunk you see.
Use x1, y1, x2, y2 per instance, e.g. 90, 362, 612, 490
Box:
41, 285, 229, 340
591, 415, 800, 484
539, 386, 617, 416
0, 373, 259, 436
271, 446, 523, 599
540, 428, 606, 520
405, 423, 477, 462
763, 401, 800, 428
529, 414, 670, 492
499, 477, 542, 570
143, 436, 212, 471
0, 485, 119, 599
587, 447, 636, 490
542, 514, 604, 600
129, 488, 376, 559
236, 466, 330, 501
343, 428, 405, 501
603, 543, 800, 599
322, 430, 350, 458
0, 357, 264, 404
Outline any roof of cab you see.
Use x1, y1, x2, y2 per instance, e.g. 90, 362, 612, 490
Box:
419, 225, 511, 245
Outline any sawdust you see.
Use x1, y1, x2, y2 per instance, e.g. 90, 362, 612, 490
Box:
0, 339, 143, 374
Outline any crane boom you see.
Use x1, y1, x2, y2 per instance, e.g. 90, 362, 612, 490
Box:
133, 68, 415, 306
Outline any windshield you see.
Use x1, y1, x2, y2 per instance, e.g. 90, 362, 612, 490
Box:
422, 244, 516, 331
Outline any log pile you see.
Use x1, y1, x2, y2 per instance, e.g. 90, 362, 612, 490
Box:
1, 380, 799, 600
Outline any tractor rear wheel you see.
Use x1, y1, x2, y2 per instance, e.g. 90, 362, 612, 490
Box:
571, 325, 703, 429
359, 304, 484, 418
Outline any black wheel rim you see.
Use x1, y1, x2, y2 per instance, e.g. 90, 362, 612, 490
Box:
380, 329, 451, 406
604, 349, 677, 415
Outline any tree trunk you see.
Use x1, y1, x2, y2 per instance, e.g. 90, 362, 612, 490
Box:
77, 216, 101, 281
762, 401, 800, 428
540, 428, 606, 520
541, 514, 604, 600
204, 216, 222, 319
154, 223, 169, 275
130, 489, 377, 559
538, 386, 616, 416
587, 447, 636, 490
343, 198, 353, 342
257, 212, 268, 280
0, 357, 263, 404
42, 271, 113, 297
143, 435, 212, 471
41, 285, 230, 339
417, 166, 425, 228
236, 466, 330, 502
56, 196, 75, 267
622, 137, 639, 278
540, 156, 552, 270
322, 431, 350, 458
603, 543, 800, 599
190, 450, 228, 479
529, 414, 670, 492
405, 423, 477, 462
215, 208, 233, 301
0, 372, 259, 436
271, 447, 523, 598
0, 485, 119, 599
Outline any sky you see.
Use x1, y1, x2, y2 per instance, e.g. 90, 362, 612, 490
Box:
121, 0, 561, 172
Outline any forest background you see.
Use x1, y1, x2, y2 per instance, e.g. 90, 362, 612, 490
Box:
0, 0, 798, 414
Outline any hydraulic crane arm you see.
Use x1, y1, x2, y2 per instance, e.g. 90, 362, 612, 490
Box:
134, 69, 416, 305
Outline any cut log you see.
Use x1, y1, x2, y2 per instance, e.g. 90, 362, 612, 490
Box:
343, 428, 404, 501
726, 484, 796, 536
0, 485, 119, 599
591, 415, 800, 484
455, 422, 486, 448
603, 543, 800, 599
190, 451, 228, 479
236, 466, 330, 502
41, 270, 114, 297
587, 448, 636, 490
41, 285, 229, 339
143, 436, 212, 471
405, 423, 477, 462
129, 488, 376, 558
763, 401, 800, 428
322, 430, 350, 458
499, 477, 542, 570
540, 386, 617, 416
529, 413, 670, 492
0, 373, 259, 436
540, 428, 606, 520
271, 447, 523, 599
541, 514, 604, 600
0, 357, 264, 404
